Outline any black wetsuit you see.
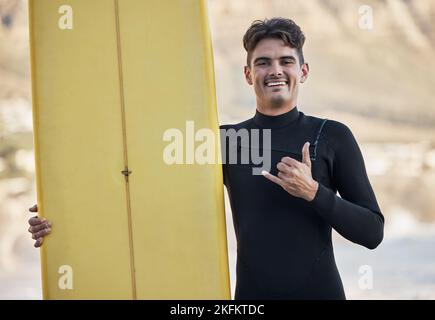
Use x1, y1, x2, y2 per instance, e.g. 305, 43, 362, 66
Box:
220, 106, 384, 300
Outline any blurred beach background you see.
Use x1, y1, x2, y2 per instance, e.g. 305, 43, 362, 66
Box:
1, 0, 435, 299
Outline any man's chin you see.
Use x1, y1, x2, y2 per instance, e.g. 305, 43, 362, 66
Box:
269, 95, 290, 109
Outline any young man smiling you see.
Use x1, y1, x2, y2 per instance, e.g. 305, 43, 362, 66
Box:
28, 17, 384, 300
219, 18, 384, 299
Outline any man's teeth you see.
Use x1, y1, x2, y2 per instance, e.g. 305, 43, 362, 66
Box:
266, 82, 287, 87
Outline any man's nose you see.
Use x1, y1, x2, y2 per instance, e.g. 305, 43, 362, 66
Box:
268, 61, 283, 77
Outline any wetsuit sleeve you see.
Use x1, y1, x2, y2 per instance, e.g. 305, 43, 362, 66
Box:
309, 121, 384, 249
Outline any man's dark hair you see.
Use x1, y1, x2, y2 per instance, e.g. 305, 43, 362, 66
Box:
243, 18, 306, 67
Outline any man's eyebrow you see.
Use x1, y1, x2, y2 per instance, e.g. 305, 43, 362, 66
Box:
280, 55, 297, 61
253, 56, 297, 64
253, 57, 271, 64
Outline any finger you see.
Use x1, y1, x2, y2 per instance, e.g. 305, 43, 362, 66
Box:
302, 142, 311, 168
281, 156, 301, 168
277, 171, 290, 182
32, 228, 51, 240
29, 204, 38, 213
262, 170, 285, 187
28, 216, 45, 226
277, 162, 293, 175
32, 227, 51, 240
278, 171, 299, 184
29, 222, 51, 234
34, 238, 44, 248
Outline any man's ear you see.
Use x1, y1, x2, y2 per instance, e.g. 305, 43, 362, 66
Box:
244, 65, 253, 85
300, 62, 309, 84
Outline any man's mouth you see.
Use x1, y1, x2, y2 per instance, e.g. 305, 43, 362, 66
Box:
265, 80, 288, 88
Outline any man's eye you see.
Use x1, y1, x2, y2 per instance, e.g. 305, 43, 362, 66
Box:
256, 62, 266, 66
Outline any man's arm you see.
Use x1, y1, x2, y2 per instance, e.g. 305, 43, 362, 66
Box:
309, 121, 384, 249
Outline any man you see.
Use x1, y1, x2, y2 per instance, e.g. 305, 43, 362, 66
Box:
28, 18, 384, 299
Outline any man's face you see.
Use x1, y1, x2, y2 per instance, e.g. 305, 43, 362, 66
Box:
244, 38, 309, 112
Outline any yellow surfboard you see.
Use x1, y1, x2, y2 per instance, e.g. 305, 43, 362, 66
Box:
28, 0, 230, 299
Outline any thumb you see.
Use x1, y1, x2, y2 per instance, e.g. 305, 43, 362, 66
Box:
302, 142, 311, 168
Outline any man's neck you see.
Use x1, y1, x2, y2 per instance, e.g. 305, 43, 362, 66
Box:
256, 103, 297, 116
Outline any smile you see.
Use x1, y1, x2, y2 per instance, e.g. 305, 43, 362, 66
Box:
265, 81, 288, 87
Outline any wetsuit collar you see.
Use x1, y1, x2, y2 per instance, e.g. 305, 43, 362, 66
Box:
253, 106, 300, 128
